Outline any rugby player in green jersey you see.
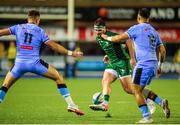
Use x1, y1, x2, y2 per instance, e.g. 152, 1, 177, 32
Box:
89, 18, 156, 113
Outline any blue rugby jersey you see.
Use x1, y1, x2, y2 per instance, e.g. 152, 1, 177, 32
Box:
126, 23, 162, 64
9, 23, 49, 63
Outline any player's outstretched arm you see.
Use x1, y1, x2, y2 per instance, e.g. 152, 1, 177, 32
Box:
101, 32, 129, 42
45, 40, 83, 58
0, 28, 11, 37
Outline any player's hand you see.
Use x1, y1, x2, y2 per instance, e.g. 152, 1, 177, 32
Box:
156, 63, 161, 78
156, 61, 162, 78
130, 58, 136, 69
103, 55, 109, 64
156, 66, 161, 78
101, 34, 108, 40
72, 50, 83, 58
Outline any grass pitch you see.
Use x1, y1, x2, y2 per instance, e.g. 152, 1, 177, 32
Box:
0, 78, 179, 124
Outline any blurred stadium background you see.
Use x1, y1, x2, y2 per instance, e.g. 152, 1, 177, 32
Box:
0, 0, 180, 78
0, 0, 180, 124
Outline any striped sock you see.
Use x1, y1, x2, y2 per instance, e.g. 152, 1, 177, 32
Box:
103, 94, 110, 104
154, 96, 162, 106
139, 104, 151, 118
57, 84, 74, 106
147, 91, 162, 106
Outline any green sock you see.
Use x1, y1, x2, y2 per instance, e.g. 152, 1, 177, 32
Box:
104, 94, 110, 104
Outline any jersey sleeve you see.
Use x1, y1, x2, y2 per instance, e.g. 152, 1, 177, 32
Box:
9, 25, 18, 35
156, 33, 163, 48
96, 36, 101, 42
41, 29, 50, 43
126, 25, 137, 39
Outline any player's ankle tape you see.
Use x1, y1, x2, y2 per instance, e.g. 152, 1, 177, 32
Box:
57, 84, 67, 88
0, 86, 8, 93
138, 104, 147, 108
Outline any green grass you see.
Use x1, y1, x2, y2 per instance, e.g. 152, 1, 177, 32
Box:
0, 78, 180, 124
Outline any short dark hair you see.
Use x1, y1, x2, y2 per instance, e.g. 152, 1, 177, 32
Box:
28, 10, 40, 17
94, 17, 106, 26
138, 8, 150, 19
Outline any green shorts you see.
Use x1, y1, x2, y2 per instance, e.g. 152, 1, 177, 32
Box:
105, 60, 132, 78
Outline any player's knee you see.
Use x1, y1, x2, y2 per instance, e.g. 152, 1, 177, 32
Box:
102, 79, 111, 86
55, 76, 64, 83
1, 83, 10, 89
133, 87, 143, 96
123, 87, 132, 94
50, 73, 64, 83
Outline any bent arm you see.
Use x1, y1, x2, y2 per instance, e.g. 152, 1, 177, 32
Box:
126, 39, 136, 68
157, 44, 166, 63
126, 39, 135, 60
0, 28, 11, 36
156, 44, 166, 77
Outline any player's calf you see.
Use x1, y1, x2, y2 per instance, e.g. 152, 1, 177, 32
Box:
145, 90, 170, 118
146, 99, 156, 114
57, 84, 85, 115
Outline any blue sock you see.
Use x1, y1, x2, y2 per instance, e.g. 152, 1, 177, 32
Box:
57, 84, 70, 98
147, 91, 162, 106
139, 104, 150, 118
154, 96, 162, 106
0, 86, 8, 102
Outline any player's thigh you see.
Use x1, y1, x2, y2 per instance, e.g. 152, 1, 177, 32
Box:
2, 72, 19, 88
10, 63, 25, 78
132, 67, 155, 87
116, 61, 132, 88
43, 64, 64, 82
131, 82, 144, 93
102, 69, 117, 84
33, 59, 64, 82
4, 63, 25, 88
117, 60, 132, 78
119, 75, 133, 92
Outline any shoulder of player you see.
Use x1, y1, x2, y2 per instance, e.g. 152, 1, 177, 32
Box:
31, 25, 45, 33
18, 23, 41, 30
138, 23, 154, 29
127, 24, 138, 31
130, 24, 138, 28
10, 24, 21, 28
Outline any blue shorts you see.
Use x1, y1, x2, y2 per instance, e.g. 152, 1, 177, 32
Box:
132, 65, 157, 87
10, 59, 49, 78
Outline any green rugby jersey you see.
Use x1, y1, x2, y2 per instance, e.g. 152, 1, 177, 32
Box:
96, 31, 130, 64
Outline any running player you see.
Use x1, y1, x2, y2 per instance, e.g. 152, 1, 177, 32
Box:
90, 18, 156, 114
0, 10, 84, 116
101, 8, 170, 123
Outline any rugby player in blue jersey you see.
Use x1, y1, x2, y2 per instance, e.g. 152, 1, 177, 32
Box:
0, 10, 84, 116
89, 18, 156, 114
101, 8, 170, 123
